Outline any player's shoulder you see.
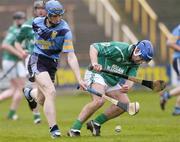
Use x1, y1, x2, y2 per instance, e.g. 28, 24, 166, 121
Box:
55, 20, 71, 37
21, 18, 33, 29
173, 24, 180, 30
172, 24, 180, 35
8, 25, 16, 32
33, 16, 45, 25
111, 41, 130, 47
25, 18, 33, 25
7, 25, 20, 36
59, 19, 70, 29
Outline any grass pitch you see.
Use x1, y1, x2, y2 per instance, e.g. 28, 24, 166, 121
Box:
0, 90, 180, 142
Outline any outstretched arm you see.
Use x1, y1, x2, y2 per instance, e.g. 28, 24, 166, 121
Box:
14, 41, 28, 58
1, 43, 24, 59
67, 52, 86, 89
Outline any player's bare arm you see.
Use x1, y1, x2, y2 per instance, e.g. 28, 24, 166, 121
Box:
66, 52, 86, 89
1, 43, 24, 59
89, 45, 102, 71
120, 80, 134, 93
14, 41, 28, 58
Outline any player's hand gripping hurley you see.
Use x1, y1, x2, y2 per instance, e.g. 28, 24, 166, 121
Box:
89, 65, 166, 92
77, 86, 139, 116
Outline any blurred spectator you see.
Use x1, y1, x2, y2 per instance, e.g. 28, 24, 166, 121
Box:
0, 11, 26, 120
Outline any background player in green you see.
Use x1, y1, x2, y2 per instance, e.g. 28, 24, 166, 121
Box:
0, 11, 26, 120
14, 0, 47, 124
68, 40, 154, 137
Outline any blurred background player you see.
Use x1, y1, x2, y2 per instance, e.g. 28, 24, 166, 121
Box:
68, 40, 154, 137
14, 0, 47, 124
160, 24, 180, 115
0, 11, 26, 120
22, 0, 86, 138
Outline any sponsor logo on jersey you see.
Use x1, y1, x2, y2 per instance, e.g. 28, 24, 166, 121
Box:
51, 31, 58, 39
107, 65, 124, 74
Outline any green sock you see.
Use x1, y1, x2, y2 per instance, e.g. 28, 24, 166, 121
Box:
94, 113, 108, 125
71, 119, 83, 130
33, 113, 40, 120
7, 110, 16, 119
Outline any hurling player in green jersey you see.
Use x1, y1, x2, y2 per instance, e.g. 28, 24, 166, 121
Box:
14, 0, 46, 124
68, 40, 154, 137
0, 11, 26, 120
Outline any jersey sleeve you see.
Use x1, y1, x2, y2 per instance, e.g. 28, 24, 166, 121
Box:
172, 26, 180, 36
62, 30, 74, 53
2, 32, 15, 45
93, 42, 128, 59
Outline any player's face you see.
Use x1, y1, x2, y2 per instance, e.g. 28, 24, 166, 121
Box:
14, 18, 25, 27
132, 48, 146, 64
48, 15, 62, 25
34, 7, 47, 17
132, 55, 145, 64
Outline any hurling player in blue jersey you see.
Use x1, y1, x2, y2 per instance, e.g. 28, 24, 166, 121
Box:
160, 24, 180, 115
23, 0, 86, 138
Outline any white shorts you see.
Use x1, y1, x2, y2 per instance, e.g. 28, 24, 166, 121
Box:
2, 60, 27, 80
84, 70, 122, 93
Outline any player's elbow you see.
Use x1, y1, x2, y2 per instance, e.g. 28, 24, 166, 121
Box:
67, 52, 77, 62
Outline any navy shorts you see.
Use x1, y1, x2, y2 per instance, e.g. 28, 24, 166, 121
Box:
173, 57, 180, 76
28, 53, 58, 82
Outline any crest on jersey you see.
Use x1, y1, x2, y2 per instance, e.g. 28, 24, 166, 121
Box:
51, 31, 58, 39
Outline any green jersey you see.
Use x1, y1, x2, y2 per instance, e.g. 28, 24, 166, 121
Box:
93, 41, 139, 86
16, 18, 34, 53
2, 25, 21, 61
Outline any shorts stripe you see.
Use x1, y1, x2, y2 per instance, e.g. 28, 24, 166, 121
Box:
173, 58, 180, 76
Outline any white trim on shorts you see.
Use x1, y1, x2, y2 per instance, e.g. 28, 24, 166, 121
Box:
84, 70, 122, 93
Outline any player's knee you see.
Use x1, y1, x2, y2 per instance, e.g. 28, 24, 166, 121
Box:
43, 87, 56, 97
114, 105, 125, 113
43, 89, 56, 101
41, 84, 56, 95
93, 98, 105, 108
48, 89, 56, 96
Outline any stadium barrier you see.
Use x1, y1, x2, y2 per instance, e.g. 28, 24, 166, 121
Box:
125, 0, 175, 64
125, 0, 157, 45
86, 0, 138, 44
0, 66, 169, 90
55, 66, 169, 88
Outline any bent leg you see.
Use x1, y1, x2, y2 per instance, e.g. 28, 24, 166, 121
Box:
0, 88, 15, 101
103, 90, 130, 120
77, 83, 105, 123
70, 83, 105, 133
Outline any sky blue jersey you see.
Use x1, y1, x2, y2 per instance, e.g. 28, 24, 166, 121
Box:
171, 24, 180, 59
32, 17, 74, 59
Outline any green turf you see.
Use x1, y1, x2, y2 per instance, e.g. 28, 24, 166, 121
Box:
0, 90, 180, 142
